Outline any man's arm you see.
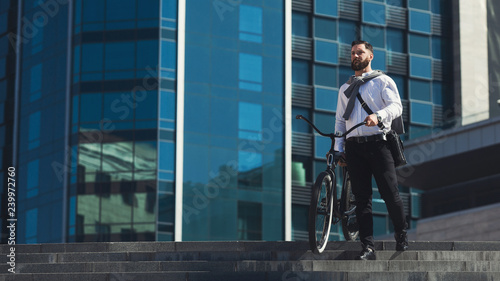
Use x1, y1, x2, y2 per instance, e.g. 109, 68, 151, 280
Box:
375, 77, 403, 124
334, 85, 348, 152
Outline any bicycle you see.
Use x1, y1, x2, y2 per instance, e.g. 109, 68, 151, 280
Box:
296, 114, 366, 254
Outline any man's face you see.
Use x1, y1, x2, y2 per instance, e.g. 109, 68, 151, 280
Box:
351, 44, 373, 71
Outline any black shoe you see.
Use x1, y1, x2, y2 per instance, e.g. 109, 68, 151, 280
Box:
356, 248, 376, 260
395, 230, 409, 251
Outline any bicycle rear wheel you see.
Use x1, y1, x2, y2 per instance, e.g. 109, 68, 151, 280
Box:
308, 171, 334, 254
341, 170, 359, 241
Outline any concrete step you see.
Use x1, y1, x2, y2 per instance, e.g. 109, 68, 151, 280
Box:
1, 241, 500, 280
2, 271, 500, 281
2, 259, 499, 274
10, 250, 500, 264
4, 241, 500, 254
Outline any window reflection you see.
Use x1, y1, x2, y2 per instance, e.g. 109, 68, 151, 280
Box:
237, 201, 262, 240
78, 141, 157, 183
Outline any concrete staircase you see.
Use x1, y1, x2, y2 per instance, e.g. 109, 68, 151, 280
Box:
1, 241, 500, 280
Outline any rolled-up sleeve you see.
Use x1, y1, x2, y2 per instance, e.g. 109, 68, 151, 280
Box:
376, 78, 402, 125
334, 85, 348, 152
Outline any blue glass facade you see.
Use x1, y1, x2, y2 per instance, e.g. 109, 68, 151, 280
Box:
183, 0, 285, 241
291, 0, 453, 240
0, 0, 15, 244
2, 0, 463, 244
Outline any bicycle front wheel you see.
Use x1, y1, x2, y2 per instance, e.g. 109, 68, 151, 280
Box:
308, 171, 334, 254
341, 170, 359, 241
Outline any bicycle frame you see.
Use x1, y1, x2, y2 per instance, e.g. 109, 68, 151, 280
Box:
298, 114, 362, 247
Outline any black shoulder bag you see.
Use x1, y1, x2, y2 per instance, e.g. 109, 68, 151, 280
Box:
356, 94, 407, 167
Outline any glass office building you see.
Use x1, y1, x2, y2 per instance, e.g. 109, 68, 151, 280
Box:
289, 0, 453, 240
1, 0, 461, 243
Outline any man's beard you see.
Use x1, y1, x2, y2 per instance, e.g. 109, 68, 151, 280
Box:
351, 58, 370, 71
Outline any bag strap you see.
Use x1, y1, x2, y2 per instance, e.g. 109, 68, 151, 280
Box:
356, 94, 385, 130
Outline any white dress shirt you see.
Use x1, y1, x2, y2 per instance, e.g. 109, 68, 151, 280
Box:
334, 71, 403, 153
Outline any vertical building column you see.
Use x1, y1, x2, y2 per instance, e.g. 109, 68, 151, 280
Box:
62, 0, 74, 243
284, 0, 292, 241
12, 0, 23, 167
175, 0, 186, 242
459, 0, 489, 125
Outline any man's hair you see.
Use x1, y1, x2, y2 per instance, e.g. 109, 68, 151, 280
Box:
351, 40, 373, 53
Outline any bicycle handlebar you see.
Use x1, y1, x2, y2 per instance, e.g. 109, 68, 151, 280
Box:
295, 115, 366, 138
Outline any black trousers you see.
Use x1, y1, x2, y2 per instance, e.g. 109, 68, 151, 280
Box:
345, 139, 407, 249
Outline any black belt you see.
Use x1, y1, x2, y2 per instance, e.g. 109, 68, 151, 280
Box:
347, 133, 386, 143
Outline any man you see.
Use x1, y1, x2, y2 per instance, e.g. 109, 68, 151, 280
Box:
334, 40, 408, 261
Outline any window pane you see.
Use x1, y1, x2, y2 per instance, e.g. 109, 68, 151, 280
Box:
387, 0, 404, 7
78, 143, 102, 172
315, 88, 338, 111
292, 12, 310, 37
237, 201, 262, 240
387, 28, 404, 53
239, 53, 262, 83
409, 10, 431, 34
314, 111, 335, 133
314, 64, 337, 88
362, 2, 385, 25
100, 194, 132, 224
106, 0, 135, 21
81, 43, 103, 72
161, 40, 177, 70
432, 36, 442, 59
137, 40, 159, 69
292, 107, 310, 133
162, 0, 177, 20
160, 91, 176, 120
339, 20, 358, 44
102, 142, 134, 172
134, 141, 157, 171
28, 111, 41, 141
411, 102, 433, 125
315, 135, 331, 158
362, 25, 385, 48
105, 42, 135, 70
338, 66, 352, 86
27, 159, 39, 190
314, 18, 336, 40
431, 0, 443, 14
433, 81, 443, 105
409, 0, 430, 10
159, 141, 175, 171
240, 5, 262, 35
409, 79, 431, 101
239, 102, 262, 132
315, 40, 338, 64
292, 59, 310, 85
135, 91, 158, 120
83, 0, 104, 22
391, 74, 406, 99
372, 49, 386, 72
138, 0, 158, 19
410, 55, 432, 79
315, 0, 338, 17
80, 93, 102, 122
409, 34, 430, 56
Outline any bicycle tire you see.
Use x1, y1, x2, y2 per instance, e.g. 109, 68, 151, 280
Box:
308, 171, 334, 254
341, 170, 359, 241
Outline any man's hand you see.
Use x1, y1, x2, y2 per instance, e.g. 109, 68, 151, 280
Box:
364, 114, 378, 127
335, 152, 347, 167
